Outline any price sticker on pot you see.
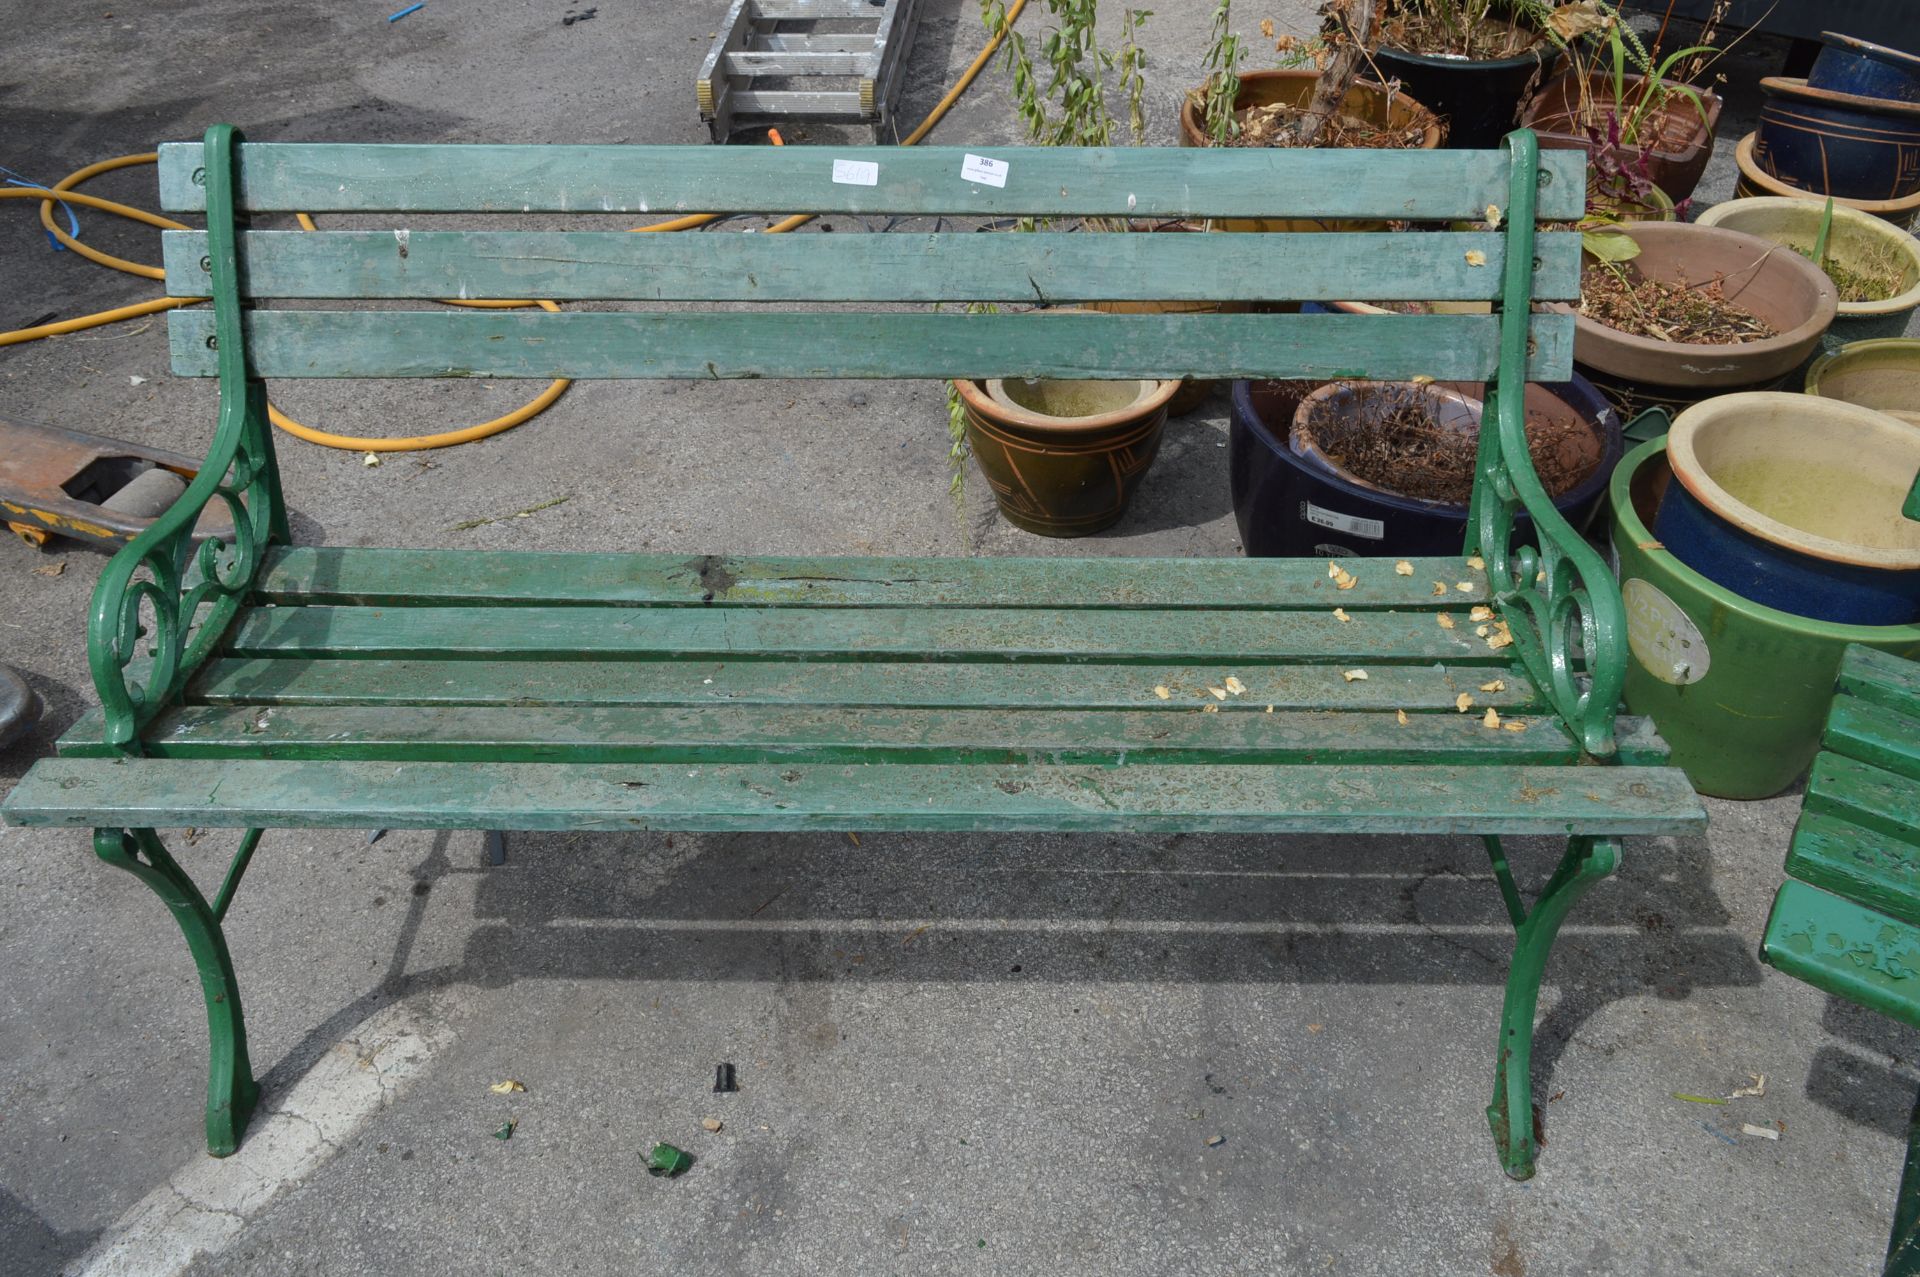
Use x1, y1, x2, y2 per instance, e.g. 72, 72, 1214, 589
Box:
1623, 578, 1711, 685
961, 153, 1009, 188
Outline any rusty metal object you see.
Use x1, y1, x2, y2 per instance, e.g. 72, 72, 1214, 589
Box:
0, 417, 233, 551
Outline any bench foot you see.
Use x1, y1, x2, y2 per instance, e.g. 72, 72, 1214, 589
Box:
95, 828, 260, 1157
1485, 834, 1620, 1181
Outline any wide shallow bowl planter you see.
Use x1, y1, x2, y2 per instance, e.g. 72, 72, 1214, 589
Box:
1178, 70, 1441, 231
1371, 27, 1555, 151
954, 376, 1178, 537
1522, 69, 1722, 202
1734, 132, 1920, 229
1756, 76, 1920, 203
1227, 373, 1619, 557
1808, 31, 1920, 106
1652, 392, 1920, 624
1694, 196, 1920, 349
1806, 338, 1920, 426
1560, 221, 1838, 416
1612, 436, 1920, 798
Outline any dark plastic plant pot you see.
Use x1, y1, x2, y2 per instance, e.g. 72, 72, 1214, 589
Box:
0, 664, 39, 750
1756, 76, 1920, 203
1370, 40, 1555, 151
1808, 31, 1920, 106
1227, 374, 1621, 558
1651, 392, 1920, 625
1522, 70, 1722, 202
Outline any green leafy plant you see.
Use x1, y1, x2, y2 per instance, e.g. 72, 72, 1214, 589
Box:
1541, 0, 1751, 149
983, 0, 1153, 147
1197, 0, 1245, 146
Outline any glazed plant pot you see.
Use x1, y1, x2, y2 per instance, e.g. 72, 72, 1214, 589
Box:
1756, 77, 1920, 203
1227, 373, 1620, 558
1652, 392, 1920, 625
1612, 436, 1920, 799
1806, 338, 1920, 426
954, 376, 1178, 537
1178, 70, 1441, 231
1808, 31, 1920, 106
1371, 31, 1556, 151
1523, 70, 1723, 202
1560, 222, 1838, 416
1694, 196, 1920, 349
1734, 132, 1920, 230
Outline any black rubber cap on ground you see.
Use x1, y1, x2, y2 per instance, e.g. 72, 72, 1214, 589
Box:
0, 664, 40, 749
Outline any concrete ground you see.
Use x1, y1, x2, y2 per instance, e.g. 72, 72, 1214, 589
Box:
3, 2, 1918, 1274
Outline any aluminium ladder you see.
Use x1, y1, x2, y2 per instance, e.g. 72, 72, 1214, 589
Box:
696, 0, 923, 143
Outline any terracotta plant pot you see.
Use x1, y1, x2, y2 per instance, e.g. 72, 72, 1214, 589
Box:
1756, 77, 1920, 203
1734, 131, 1920, 229
1805, 338, 1920, 426
1522, 69, 1722, 202
1370, 24, 1556, 151
1557, 222, 1838, 416
1694, 196, 1920, 350
1178, 70, 1441, 231
954, 376, 1178, 537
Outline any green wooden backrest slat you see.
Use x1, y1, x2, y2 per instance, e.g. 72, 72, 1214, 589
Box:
155, 142, 1589, 221
166, 309, 1577, 382
160, 228, 1583, 303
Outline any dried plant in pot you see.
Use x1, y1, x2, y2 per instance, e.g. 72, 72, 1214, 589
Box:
1365, 0, 1560, 150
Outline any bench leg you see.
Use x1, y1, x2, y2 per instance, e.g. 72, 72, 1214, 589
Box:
95, 828, 260, 1157
1886, 1086, 1920, 1275
1485, 834, 1620, 1181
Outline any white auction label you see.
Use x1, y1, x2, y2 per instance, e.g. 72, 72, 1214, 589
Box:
961, 153, 1009, 187
1623, 577, 1711, 685
831, 158, 879, 186
1303, 502, 1385, 540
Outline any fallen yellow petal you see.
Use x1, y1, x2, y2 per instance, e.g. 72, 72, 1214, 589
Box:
1154, 685, 1172, 700
1502, 720, 1528, 732
1467, 555, 1486, 570
1410, 374, 1436, 386
1437, 613, 1455, 629
489, 1079, 526, 1094
1202, 702, 1220, 713
1208, 686, 1228, 700
1488, 630, 1514, 650
1396, 709, 1409, 726
1470, 605, 1495, 622
1485, 205, 1502, 229
1342, 669, 1369, 682
1455, 693, 1474, 713
1224, 676, 1246, 696
1432, 582, 1448, 597
1336, 573, 1358, 591
1333, 607, 1352, 623
1395, 561, 1414, 576
1265, 704, 1274, 713
1456, 582, 1474, 593
1476, 625, 1490, 638
1483, 706, 1502, 729
1465, 249, 1488, 267
1479, 679, 1507, 693
1328, 561, 1343, 580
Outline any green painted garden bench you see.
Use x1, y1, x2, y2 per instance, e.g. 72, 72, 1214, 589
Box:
1762, 645, 1920, 1273
0, 125, 1707, 1179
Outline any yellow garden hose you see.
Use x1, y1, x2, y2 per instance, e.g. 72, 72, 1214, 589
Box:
1, 0, 1026, 448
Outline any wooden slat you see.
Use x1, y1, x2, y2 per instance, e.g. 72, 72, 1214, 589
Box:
1785, 808, 1920, 930
1825, 695, 1920, 784
1763, 880, 1920, 1032
0, 757, 1709, 835
156, 142, 1589, 220
184, 657, 1545, 713
161, 229, 1581, 303
167, 310, 1577, 382
252, 547, 1494, 609
1836, 643, 1920, 720
1805, 752, 1920, 847
224, 604, 1501, 663
86, 704, 1578, 765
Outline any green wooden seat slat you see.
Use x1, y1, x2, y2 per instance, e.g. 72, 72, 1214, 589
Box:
1762, 880, 1920, 1032
1837, 643, 1920, 719
225, 603, 1505, 664
78, 703, 1581, 766
1825, 695, 1920, 784
1, 757, 1705, 836
154, 142, 1588, 220
161, 229, 1583, 303
1805, 751, 1920, 848
167, 309, 1576, 384
252, 547, 1496, 609
185, 657, 1546, 713
1785, 808, 1920, 931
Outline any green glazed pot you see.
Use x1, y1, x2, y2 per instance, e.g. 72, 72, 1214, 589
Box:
1611, 436, 1920, 798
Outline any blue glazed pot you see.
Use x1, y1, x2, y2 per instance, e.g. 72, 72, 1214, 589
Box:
1756, 76, 1920, 202
1809, 32, 1920, 106
1228, 372, 1621, 559
1652, 392, 1920, 625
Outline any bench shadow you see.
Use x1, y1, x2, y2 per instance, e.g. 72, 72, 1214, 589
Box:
256, 826, 1761, 1152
